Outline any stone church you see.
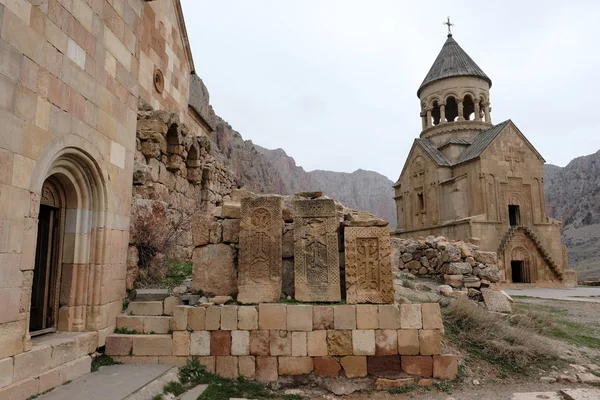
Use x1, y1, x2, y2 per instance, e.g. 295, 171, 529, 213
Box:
393, 31, 577, 287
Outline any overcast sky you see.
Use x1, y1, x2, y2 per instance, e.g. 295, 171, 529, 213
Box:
181, 0, 600, 181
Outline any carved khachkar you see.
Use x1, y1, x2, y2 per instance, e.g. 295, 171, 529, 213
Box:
344, 226, 394, 304
238, 196, 283, 303
294, 199, 341, 302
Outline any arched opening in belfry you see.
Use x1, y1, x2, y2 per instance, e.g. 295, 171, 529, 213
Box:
445, 96, 458, 122
431, 101, 441, 125
463, 95, 475, 120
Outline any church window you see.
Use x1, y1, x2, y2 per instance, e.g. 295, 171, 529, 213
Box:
416, 191, 425, 213
509, 205, 520, 226
431, 101, 441, 125
445, 96, 458, 122
463, 95, 475, 120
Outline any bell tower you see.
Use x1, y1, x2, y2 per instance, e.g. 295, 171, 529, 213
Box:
418, 21, 493, 148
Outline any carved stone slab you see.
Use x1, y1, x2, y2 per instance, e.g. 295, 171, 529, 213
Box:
481, 288, 512, 313
344, 226, 394, 304
293, 199, 341, 302
238, 196, 283, 303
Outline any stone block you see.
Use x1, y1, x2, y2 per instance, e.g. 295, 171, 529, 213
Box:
398, 329, 420, 355
313, 306, 334, 330
258, 304, 286, 330
254, 357, 279, 384
237, 306, 258, 330
173, 331, 190, 356
239, 356, 255, 378
356, 305, 378, 329
444, 274, 464, 288
249, 330, 270, 356
279, 356, 313, 375
0, 376, 39, 400
221, 305, 238, 330
378, 305, 401, 329
421, 303, 443, 330
216, 356, 238, 379
188, 307, 206, 331
270, 330, 291, 356
158, 357, 189, 367
65, 356, 92, 381
433, 355, 458, 380
375, 377, 415, 390
400, 304, 422, 329
367, 355, 401, 376
291, 332, 307, 356
221, 201, 241, 218
116, 315, 143, 333
197, 356, 215, 374
163, 296, 180, 316
170, 306, 191, 331
0, 357, 13, 388
191, 214, 210, 247
132, 335, 173, 356
376, 330, 398, 356
314, 356, 341, 377
334, 305, 356, 330
127, 301, 163, 316
401, 356, 433, 377
135, 289, 169, 301
287, 305, 313, 331
222, 218, 240, 243
352, 330, 376, 355
205, 306, 221, 330
13, 345, 52, 381
340, 356, 367, 378
143, 316, 170, 334
192, 244, 237, 296
210, 331, 231, 356
39, 365, 66, 393
106, 335, 133, 356
307, 330, 328, 357
231, 330, 250, 356
190, 331, 211, 356
419, 330, 442, 355
327, 330, 353, 356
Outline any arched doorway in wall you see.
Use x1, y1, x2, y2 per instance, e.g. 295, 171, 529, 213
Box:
510, 246, 534, 283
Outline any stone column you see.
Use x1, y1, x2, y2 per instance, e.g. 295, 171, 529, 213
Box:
457, 98, 465, 121
474, 102, 481, 121
426, 109, 432, 128
484, 103, 491, 123
420, 112, 427, 130
440, 103, 446, 124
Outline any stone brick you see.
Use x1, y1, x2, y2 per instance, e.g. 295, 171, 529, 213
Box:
340, 356, 367, 378
326, 330, 353, 356
163, 296, 180, 316
210, 331, 231, 356
313, 356, 341, 377
400, 304, 422, 329
291, 332, 307, 356
375, 377, 415, 390
278, 356, 313, 375
313, 306, 334, 330
0, 376, 39, 400
116, 315, 143, 332
256, 356, 278, 382
106, 335, 133, 356
170, 306, 191, 331
398, 329, 420, 355
334, 305, 356, 330
270, 330, 291, 356
197, 356, 215, 374
376, 330, 398, 356
239, 356, 255, 378
307, 330, 327, 356
132, 335, 173, 356
433, 355, 458, 380
419, 330, 442, 355
127, 301, 163, 316
2, 6, 45, 66
287, 305, 312, 331
188, 307, 206, 330
205, 306, 221, 330
216, 356, 238, 379
259, 304, 286, 330
352, 330, 375, 355
0, 356, 13, 388
221, 201, 241, 218
238, 306, 258, 330
221, 305, 238, 330
65, 356, 91, 381
158, 356, 188, 367
13, 345, 52, 381
422, 303, 444, 330
143, 316, 170, 334
249, 330, 270, 356
39, 365, 67, 393
173, 331, 190, 356
367, 355, 401, 376
231, 330, 250, 356
401, 356, 433, 377
356, 305, 379, 329
222, 218, 240, 243
190, 331, 211, 356
192, 244, 237, 296
378, 305, 401, 329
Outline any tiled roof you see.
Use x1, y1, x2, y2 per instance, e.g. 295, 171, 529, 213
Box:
455, 120, 511, 164
418, 35, 491, 96
415, 139, 452, 166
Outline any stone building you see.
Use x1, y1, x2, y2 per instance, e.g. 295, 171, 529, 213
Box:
393, 32, 577, 286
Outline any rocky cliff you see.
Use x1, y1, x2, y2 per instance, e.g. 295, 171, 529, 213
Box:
544, 150, 600, 280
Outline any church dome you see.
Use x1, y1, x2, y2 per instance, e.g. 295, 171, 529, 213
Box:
417, 35, 491, 97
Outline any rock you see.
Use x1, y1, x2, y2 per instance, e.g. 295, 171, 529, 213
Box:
561, 388, 600, 400
577, 373, 600, 384
375, 378, 415, 390
438, 285, 453, 296
472, 379, 480, 385
586, 364, 600, 371
468, 237, 481, 245
406, 260, 422, 271
474, 250, 497, 265
480, 279, 491, 287
480, 266, 501, 283
418, 267, 428, 275
222, 218, 240, 243
192, 244, 237, 296
418, 378, 433, 387
447, 291, 468, 300
558, 374, 578, 383
221, 201, 241, 218
318, 377, 373, 395
570, 364, 588, 373
540, 376, 557, 383
456, 241, 473, 258
284, 389, 305, 396
172, 286, 187, 296
465, 256, 476, 266
463, 276, 481, 288
481, 288, 512, 313
500, 290, 514, 303
443, 244, 462, 262
402, 253, 414, 263
444, 274, 464, 288
420, 256, 430, 268
209, 296, 233, 305
447, 262, 473, 275
415, 283, 431, 291
282, 259, 295, 298
425, 236, 436, 247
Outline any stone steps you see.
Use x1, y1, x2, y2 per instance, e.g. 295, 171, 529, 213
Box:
117, 315, 172, 334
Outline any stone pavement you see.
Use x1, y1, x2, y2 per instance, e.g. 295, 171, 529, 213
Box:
504, 287, 600, 303
511, 388, 600, 400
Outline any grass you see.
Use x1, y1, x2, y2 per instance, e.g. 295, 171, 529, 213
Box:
136, 259, 193, 288
163, 381, 186, 396
114, 327, 140, 335
91, 354, 120, 372
151, 395, 164, 400
388, 385, 415, 394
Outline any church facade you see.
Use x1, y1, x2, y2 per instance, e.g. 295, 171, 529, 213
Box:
393, 32, 577, 286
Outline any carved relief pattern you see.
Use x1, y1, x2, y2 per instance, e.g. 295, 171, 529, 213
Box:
238, 196, 283, 303
294, 199, 341, 302
344, 226, 394, 304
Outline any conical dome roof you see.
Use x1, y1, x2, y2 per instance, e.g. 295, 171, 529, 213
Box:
417, 35, 491, 96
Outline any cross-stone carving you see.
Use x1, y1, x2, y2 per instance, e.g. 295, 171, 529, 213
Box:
505, 147, 521, 171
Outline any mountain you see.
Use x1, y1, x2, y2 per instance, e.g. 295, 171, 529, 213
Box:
544, 150, 600, 280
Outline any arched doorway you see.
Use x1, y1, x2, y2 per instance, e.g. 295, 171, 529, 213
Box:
510, 246, 534, 283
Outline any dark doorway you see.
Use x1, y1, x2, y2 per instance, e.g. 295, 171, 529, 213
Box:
30, 204, 61, 335
508, 205, 520, 226
511, 261, 524, 283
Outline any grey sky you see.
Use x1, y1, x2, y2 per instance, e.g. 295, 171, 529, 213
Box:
181, 0, 599, 181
